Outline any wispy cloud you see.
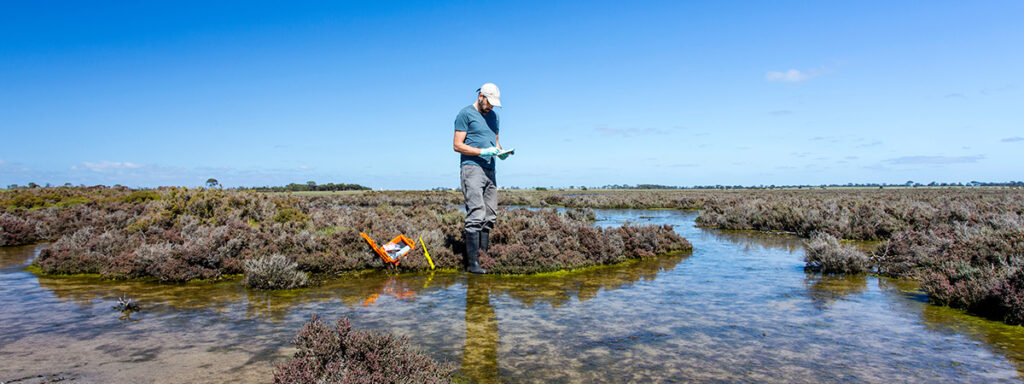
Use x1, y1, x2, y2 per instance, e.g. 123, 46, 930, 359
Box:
765, 68, 821, 82
980, 83, 1016, 96
769, 110, 793, 116
856, 140, 882, 148
1001, 136, 1024, 143
944, 93, 967, 99
71, 161, 144, 172
884, 155, 985, 165
0, 159, 32, 173
806, 136, 880, 147
594, 125, 669, 137
70, 161, 193, 185
810, 136, 844, 144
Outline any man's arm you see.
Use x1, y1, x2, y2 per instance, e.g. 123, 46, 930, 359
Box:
495, 134, 501, 151
454, 131, 484, 156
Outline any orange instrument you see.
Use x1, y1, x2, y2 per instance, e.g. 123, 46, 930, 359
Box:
360, 233, 416, 266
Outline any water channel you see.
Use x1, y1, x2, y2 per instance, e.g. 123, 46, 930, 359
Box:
2, 209, 1024, 383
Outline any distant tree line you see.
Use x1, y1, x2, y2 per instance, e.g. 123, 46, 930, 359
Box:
244, 181, 371, 192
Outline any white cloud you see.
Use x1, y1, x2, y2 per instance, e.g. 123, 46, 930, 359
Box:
766, 68, 820, 82
1001, 136, 1024, 143
72, 161, 144, 173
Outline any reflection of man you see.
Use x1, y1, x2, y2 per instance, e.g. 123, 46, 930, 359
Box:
453, 83, 509, 274
463, 277, 499, 382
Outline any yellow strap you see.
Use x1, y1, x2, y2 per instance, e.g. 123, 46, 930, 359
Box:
419, 237, 435, 270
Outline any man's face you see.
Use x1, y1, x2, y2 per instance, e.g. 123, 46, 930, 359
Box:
478, 94, 493, 114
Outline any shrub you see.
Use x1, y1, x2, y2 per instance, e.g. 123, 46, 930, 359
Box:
244, 254, 309, 290
482, 209, 691, 274
993, 267, 1024, 324
274, 207, 309, 224
122, 190, 162, 203
803, 232, 869, 274
18, 188, 686, 282
274, 314, 454, 384
0, 212, 37, 246
876, 212, 1024, 324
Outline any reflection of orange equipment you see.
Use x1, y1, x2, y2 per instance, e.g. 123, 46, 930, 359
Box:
360, 233, 416, 266
362, 277, 417, 306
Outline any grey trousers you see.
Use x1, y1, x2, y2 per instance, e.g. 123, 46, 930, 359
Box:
461, 164, 497, 233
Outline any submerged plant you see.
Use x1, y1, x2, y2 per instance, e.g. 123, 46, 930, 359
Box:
114, 294, 139, 312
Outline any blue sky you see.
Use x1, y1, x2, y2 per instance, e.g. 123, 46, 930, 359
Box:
1, 1, 1022, 189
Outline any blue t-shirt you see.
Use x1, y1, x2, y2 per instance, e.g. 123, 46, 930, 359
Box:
454, 104, 499, 169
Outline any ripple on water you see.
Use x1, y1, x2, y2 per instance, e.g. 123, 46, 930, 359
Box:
1, 210, 1023, 383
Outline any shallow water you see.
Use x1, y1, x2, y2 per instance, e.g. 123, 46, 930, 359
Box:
2, 210, 1024, 383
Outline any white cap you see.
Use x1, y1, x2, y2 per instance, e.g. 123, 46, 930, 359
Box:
477, 83, 501, 107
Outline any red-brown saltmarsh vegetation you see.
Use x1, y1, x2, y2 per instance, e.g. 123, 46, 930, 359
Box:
2, 187, 690, 288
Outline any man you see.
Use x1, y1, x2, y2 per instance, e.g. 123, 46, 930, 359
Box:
453, 83, 511, 274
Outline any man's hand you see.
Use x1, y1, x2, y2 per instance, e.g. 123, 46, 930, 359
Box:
498, 148, 514, 160
479, 147, 499, 157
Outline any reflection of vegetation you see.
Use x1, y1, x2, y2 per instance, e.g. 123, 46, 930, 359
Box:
0, 244, 44, 270
481, 251, 689, 308
703, 229, 804, 253
878, 278, 1024, 377
33, 248, 688, 322
803, 273, 868, 310
35, 274, 248, 311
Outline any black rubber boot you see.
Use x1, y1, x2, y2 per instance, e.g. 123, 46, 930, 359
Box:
465, 231, 487, 274
479, 231, 490, 253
